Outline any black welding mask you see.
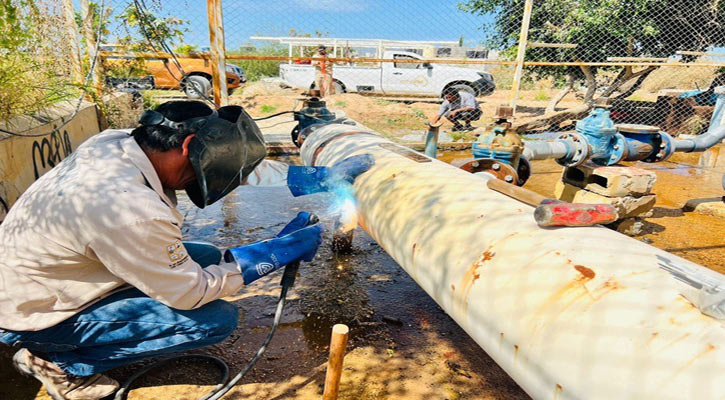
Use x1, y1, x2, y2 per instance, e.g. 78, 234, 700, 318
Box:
186, 106, 267, 208
139, 105, 267, 208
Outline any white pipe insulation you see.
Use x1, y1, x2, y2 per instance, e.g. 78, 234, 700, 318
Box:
300, 123, 725, 400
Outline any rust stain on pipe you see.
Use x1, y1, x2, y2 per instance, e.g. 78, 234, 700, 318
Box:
457, 250, 496, 313
411, 243, 417, 265
574, 265, 596, 280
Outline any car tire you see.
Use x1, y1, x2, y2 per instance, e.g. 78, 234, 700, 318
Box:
332, 81, 344, 94
183, 75, 211, 99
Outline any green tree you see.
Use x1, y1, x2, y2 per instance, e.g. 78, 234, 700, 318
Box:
460, 0, 725, 107
118, 4, 188, 52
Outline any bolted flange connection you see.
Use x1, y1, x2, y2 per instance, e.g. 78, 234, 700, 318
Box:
555, 132, 590, 167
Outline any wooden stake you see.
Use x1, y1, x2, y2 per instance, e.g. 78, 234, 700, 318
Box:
63, 0, 83, 85
79, 0, 102, 96
510, 0, 534, 111
322, 324, 349, 400
206, 0, 228, 106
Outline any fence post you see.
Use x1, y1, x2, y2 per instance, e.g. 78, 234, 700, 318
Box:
63, 0, 83, 85
510, 0, 534, 112
206, 0, 229, 106
79, 0, 103, 96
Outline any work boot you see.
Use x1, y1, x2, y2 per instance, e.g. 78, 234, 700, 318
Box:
463, 123, 475, 132
13, 349, 119, 400
451, 122, 465, 132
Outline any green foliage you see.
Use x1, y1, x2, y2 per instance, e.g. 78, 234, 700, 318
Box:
74, 1, 109, 43
228, 44, 287, 82
260, 104, 277, 113
0, 0, 75, 121
0, 0, 29, 49
118, 4, 187, 51
412, 108, 426, 119
141, 90, 161, 110
534, 90, 551, 101
174, 44, 198, 54
335, 100, 347, 107
373, 98, 394, 106
449, 130, 477, 142
459, 0, 725, 84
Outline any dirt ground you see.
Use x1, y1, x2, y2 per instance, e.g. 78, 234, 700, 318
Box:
0, 179, 529, 400
2, 82, 724, 399
3, 144, 724, 400
229, 81, 583, 141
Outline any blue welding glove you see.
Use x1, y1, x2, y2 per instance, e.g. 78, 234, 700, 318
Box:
224, 223, 323, 285
287, 154, 375, 196
276, 211, 315, 237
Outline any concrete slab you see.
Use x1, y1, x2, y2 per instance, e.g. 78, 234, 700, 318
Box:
562, 162, 657, 197
555, 181, 657, 219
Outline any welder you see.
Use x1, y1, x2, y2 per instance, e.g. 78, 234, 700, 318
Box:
0, 101, 373, 400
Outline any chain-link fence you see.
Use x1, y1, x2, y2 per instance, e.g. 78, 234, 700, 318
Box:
26, 0, 725, 140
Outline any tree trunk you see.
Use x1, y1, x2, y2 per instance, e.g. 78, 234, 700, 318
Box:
600, 67, 631, 98
514, 104, 591, 133
581, 65, 597, 103
601, 66, 657, 99
614, 68, 656, 99
545, 74, 575, 114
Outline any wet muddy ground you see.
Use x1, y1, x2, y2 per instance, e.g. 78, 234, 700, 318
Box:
2, 146, 724, 399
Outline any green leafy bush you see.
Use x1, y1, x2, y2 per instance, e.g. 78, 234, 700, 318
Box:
228, 45, 288, 82
0, 0, 75, 122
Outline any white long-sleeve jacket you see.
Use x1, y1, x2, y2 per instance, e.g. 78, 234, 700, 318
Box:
0, 130, 289, 331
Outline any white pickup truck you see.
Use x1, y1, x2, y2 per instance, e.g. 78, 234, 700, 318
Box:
279, 50, 495, 97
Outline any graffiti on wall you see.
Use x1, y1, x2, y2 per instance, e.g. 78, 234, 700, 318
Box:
32, 129, 72, 180
0, 195, 7, 222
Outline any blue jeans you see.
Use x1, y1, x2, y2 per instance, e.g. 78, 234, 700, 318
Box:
0, 242, 238, 377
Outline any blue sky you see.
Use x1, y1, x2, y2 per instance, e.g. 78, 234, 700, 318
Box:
99, 0, 494, 50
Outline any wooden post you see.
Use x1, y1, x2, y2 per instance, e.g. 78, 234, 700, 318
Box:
322, 324, 349, 400
79, 0, 102, 96
206, 0, 228, 106
510, 0, 534, 112
63, 0, 83, 85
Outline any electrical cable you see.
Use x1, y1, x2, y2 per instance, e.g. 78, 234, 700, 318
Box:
251, 110, 296, 121
114, 264, 298, 400
0, 0, 106, 138
116, 214, 318, 400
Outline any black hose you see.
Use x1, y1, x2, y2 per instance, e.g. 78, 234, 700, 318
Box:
113, 354, 229, 400
115, 213, 318, 400
252, 111, 296, 121
115, 268, 297, 400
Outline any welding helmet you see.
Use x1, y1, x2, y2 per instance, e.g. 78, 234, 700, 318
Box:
138, 104, 267, 208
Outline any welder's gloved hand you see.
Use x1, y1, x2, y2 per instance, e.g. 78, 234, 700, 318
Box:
224, 223, 323, 285
276, 211, 315, 237
287, 154, 375, 197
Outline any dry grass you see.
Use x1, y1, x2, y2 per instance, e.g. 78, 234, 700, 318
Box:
641, 64, 719, 93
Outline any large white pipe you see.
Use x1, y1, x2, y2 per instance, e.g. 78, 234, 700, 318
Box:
300, 124, 725, 400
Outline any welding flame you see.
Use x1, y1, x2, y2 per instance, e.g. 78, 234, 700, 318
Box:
338, 197, 359, 233
327, 183, 359, 234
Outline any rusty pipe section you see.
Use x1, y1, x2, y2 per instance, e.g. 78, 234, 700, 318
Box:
300, 123, 725, 400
